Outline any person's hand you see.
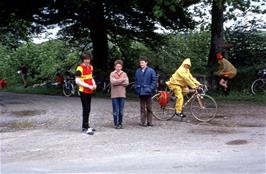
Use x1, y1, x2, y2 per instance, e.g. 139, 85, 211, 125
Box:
93, 84, 97, 90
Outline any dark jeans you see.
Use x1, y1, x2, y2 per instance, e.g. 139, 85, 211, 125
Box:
80, 92, 92, 129
139, 95, 152, 124
112, 98, 125, 126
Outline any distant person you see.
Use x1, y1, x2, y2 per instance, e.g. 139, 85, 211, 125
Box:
214, 52, 237, 95
75, 52, 97, 135
110, 60, 129, 129
166, 58, 201, 118
135, 56, 157, 127
20, 64, 28, 88
55, 72, 64, 85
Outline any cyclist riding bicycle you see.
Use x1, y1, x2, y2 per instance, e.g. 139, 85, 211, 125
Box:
166, 58, 201, 118
214, 52, 237, 95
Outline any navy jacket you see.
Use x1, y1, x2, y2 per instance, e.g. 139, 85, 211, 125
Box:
135, 67, 157, 96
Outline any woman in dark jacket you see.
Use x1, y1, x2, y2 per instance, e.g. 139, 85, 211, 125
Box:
135, 56, 157, 127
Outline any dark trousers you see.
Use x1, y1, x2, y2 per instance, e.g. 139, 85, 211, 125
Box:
112, 98, 125, 126
139, 96, 152, 124
80, 92, 92, 129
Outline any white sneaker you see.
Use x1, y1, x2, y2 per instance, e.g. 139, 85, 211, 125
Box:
86, 128, 94, 135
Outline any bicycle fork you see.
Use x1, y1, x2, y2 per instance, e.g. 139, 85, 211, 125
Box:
196, 94, 205, 109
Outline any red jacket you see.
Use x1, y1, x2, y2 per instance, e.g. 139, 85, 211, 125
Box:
76, 64, 94, 94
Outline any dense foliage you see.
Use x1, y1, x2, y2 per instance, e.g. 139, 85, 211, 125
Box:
1, 31, 264, 92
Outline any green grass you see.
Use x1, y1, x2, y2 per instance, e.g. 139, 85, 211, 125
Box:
1, 85, 62, 95
0, 84, 139, 98
209, 91, 266, 104
2, 85, 265, 104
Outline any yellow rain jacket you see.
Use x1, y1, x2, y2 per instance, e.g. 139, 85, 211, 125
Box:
215, 58, 237, 79
168, 58, 200, 89
166, 58, 200, 113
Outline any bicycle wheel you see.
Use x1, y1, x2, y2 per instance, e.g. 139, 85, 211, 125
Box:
151, 92, 176, 121
63, 83, 73, 97
190, 94, 217, 122
251, 79, 266, 95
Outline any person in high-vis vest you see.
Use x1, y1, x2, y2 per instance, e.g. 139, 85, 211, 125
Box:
214, 52, 237, 95
166, 58, 201, 118
75, 52, 97, 135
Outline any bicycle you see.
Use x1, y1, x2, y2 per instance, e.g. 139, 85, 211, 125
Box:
251, 68, 266, 95
151, 85, 218, 122
62, 78, 80, 97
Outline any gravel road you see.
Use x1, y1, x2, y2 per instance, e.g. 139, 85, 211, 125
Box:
1, 92, 266, 174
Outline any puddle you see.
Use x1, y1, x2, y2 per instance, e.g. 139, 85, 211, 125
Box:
11, 110, 46, 117
226, 139, 248, 145
189, 127, 235, 134
237, 123, 266, 128
0, 121, 36, 132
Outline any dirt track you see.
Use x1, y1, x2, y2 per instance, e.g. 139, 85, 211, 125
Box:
1, 92, 266, 174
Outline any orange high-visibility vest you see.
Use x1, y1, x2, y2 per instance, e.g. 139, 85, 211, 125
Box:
76, 64, 94, 94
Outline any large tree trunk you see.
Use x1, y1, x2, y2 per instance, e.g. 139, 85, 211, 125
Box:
208, 0, 225, 67
89, 1, 109, 73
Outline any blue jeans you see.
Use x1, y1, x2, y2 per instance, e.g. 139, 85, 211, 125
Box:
112, 98, 125, 126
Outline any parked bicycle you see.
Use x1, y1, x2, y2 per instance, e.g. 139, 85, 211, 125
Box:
251, 68, 266, 95
151, 85, 217, 122
62, 76, 80, 97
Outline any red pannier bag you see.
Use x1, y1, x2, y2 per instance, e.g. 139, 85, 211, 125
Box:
157, 91, 171, 107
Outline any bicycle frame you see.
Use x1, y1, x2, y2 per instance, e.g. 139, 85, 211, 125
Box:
152, 85, 217, 122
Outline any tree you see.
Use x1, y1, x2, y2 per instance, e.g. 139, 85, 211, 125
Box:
0, 0, 199, 72
189, 0, 266, 66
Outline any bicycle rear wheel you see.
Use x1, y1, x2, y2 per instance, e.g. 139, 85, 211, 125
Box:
190, 94, 217, 122
251, 79, 266, 95
151, 92, 176, 121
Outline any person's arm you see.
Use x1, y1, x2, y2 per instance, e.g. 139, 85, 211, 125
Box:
120, 73, 129, 86
189, 73, 201, 86
110, 72, 126, 86
92, 78, 97, 90
179, 71, 198, 89
149, 69, 157, 91
75, 77, 94, 90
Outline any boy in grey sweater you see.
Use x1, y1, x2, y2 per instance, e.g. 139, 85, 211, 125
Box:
110, 60, 129, 129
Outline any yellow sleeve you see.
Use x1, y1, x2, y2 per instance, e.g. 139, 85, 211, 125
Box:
76, 66, 83, 74
178, 71, 197, 89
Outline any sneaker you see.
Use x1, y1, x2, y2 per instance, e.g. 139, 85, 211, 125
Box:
86, 128, 94, 135
118, 125, 123, 129
91, 128, 96, 132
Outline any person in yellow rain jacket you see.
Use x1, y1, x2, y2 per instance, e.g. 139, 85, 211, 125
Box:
214, 52, 237, 95
166, 58, 201, 118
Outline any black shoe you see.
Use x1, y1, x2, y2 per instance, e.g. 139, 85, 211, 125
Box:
139, 123, 147, 127
147, 123, 153, 127
175, 112, 186, 118
180, 113, 186, 118
82, 128, 88, 132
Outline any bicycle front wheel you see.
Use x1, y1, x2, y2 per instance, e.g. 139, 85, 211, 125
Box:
190, 94, 217, 122
151, 92, 176, 121
63, 84, 73, 97
251, 79, 266, 95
